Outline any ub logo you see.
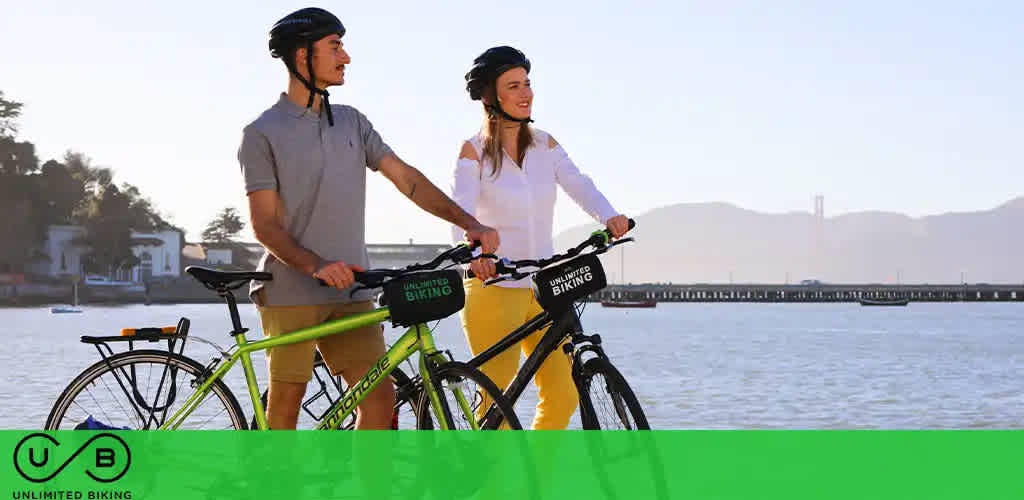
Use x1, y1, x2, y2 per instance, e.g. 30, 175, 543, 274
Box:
13, 433, 131, 483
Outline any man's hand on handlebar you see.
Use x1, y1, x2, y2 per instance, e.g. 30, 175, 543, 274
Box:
313, 261, 365, 290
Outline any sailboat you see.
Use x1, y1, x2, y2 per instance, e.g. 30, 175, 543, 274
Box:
601, 244, 657, 308
51, 280, 83, 314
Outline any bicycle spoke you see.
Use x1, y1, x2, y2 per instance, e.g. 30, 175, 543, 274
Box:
144, 362, 177, 429
193, 402, 230, 429
590, 373, 631, 430
96, 375, 141, 428
49, 352, 245, 431
105, 360, 150, 426
80, 385, 120, 428
145, 363, 153, 415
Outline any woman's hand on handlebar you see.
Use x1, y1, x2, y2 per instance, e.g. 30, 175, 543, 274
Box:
606, 215, 631, 239
470, 257, 498, 282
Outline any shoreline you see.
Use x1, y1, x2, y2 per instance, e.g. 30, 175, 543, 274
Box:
4, 282, 1022, 307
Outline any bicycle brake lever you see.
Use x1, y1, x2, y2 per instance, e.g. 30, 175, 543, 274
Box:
490, 272, 529, 284
483, 277, 506, 286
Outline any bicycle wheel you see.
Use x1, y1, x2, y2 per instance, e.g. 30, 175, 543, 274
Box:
577, 357, 649, 430
249, 365, 421, 430
46, 350, 247, 430
415, 361, 522, 430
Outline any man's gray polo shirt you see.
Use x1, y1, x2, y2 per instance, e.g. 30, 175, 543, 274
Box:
238, 93, 393, 307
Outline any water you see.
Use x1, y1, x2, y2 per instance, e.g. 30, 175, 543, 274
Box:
1, 302, 1022, 429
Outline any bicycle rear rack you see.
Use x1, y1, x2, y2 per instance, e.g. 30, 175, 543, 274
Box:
80, 317, 191, 362
76, 317, 193, 428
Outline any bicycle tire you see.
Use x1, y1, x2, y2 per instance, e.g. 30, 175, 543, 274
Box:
415, 361, 522, 430
45, 350, 247, 430
577, 357, 650, 430
249, 367, 421, 430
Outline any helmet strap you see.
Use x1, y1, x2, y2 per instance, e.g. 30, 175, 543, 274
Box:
486, 102, 533, 124
285, 42, 335, 126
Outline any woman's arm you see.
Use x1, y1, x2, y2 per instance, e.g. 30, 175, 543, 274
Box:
451, 142, 499, 278
450, 141, 483, 245
550, 135, 621, 225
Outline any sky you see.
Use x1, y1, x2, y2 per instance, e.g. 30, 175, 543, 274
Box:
1, 0, 1021, 244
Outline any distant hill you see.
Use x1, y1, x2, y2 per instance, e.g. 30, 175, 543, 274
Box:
554, 197, 1024, 284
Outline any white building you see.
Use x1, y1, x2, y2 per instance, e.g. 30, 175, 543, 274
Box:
33, 225, 182, 283
35, 225, 86, 278
205, 248, 233, 266
129, 230, 182, 282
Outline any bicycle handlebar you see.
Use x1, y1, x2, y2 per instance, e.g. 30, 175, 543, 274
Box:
481, 219, 636, 286
317, 241, 479, 291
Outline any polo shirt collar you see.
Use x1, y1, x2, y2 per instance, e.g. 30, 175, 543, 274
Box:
274, 92, 323, 122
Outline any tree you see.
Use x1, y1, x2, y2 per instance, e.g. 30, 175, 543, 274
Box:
37, 160, 87, 225
0, 90, 23, 138
0, 92, 43, 272
0, 92, 37, 176
121, 183, 174, 231
0, 91, 182, 277
0, 174, 45, 272
0, 137, 39, 176
63, 151, 109, 199
202, 207, 245, 244
80, 184, 141, 276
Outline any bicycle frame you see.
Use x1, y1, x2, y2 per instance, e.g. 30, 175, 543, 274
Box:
467, 305, 598, 424
160, 307, 453, 430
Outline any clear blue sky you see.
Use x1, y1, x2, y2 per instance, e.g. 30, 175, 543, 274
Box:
2, 0, 1021, 243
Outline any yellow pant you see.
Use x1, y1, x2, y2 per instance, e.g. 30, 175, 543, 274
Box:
460, 278, 579, 430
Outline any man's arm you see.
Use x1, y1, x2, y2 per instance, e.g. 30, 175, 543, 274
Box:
248, 189, 359, 289
377, 153, 499, 252
248, 190, 322, 276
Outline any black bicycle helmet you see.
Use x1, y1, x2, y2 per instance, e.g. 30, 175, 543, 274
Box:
465, 46, 533, 123
268, 8, 346, 126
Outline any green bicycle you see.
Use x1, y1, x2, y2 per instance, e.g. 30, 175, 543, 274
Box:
45, 244, 522, 431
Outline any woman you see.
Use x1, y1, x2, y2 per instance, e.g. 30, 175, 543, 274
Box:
450, 46, 630, 429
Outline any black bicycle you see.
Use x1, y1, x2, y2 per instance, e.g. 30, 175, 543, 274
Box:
466, 219, 649, 430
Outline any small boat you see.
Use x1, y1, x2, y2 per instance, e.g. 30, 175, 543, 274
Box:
859, 298, 909, 307
601, 300, 657, 308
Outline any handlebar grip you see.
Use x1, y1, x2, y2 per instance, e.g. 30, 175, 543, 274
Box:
495, 260, 515, 275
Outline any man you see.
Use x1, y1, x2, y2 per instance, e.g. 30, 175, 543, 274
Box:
238, 7, 499, 430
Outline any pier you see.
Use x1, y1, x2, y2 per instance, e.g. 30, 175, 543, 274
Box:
591, 284, 1024, 303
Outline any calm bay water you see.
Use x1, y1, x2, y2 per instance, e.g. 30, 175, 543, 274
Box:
1, 302, 1021, 429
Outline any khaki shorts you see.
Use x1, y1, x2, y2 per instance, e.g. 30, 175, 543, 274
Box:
257, 297, 386, 384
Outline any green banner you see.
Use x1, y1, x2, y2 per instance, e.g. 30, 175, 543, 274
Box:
3, 431, 1022, 499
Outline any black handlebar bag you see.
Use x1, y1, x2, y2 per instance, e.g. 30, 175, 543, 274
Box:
531, 254, 607, 313
382, 270, 465, 327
